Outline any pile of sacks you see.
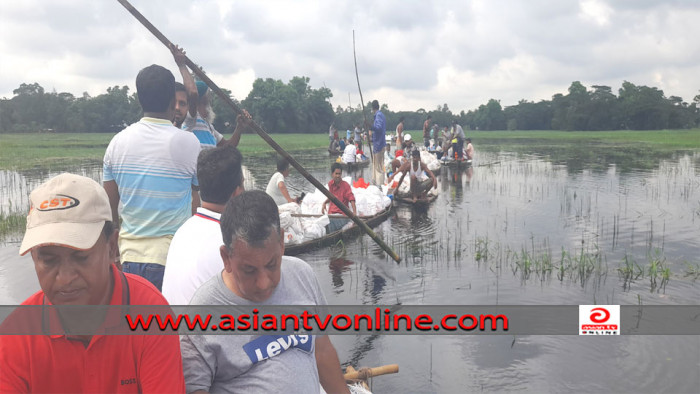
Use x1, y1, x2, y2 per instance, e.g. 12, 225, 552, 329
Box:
279, 176, 392, 245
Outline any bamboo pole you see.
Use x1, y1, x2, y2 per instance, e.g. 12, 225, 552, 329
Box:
352, 30, 373, 170
344, 364, 399, 380
116, 0, 400, 263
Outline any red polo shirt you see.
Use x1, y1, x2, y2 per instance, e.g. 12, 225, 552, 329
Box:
0, 264, 185, 393
328, 179, 355, 215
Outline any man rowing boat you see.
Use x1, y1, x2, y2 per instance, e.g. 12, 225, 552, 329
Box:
322, 163, 357, 233
388, 149, 438, 203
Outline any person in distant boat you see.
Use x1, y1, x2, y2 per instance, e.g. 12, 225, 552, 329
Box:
367, 100, 387, 185
338, 137, 347, 151
173, 82, 189, 128
162, 145, 245, 305
265, 156, 302, 206
452, 119, 466, 161
170, 44, 252, 149
403, 133, 415, 152
342, 139, 357, 163
388, 149, 437, 202
353, 123, 363, 152
104, 63, 200, 290
390, 149, 408, 174
328, 122, 336, 147
180, 191, 349, 394
465, 137, 474, 161
423, 115, 432, 148
0, 173, 185, 393
322, 163, 357, 233
395, 116, 405, 152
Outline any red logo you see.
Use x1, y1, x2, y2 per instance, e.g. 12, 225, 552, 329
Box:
589, 307, 610, 323
37, 194, 80, 211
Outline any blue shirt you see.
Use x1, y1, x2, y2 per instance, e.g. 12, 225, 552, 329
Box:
371, 110, 386, 152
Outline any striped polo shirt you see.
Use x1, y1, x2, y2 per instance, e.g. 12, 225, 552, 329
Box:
103, 117, 201, 265
183, 113, 224, 149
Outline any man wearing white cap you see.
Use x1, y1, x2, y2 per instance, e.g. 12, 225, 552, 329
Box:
0, 173, 185, 392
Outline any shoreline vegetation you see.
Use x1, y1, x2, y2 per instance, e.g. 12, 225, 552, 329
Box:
1, 129, 699, 170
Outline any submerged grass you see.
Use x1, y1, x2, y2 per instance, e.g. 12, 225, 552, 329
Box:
0, 133, 328, 170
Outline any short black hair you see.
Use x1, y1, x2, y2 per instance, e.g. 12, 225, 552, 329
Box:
175, 82, 186, 93
220, 190, 281, 250
331, 162, 343, 173
276, 156, 290, 172
371, 100, 379, 110
197, 145, 244, 204
399, 116, 405, 122
136, 64, 176, 113
427, 115, 432, 120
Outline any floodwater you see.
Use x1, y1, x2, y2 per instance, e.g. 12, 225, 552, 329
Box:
1, 144, 699, 393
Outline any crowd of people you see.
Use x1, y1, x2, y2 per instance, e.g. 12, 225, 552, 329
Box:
0, 45, 351, 394
1, 42, 476, 393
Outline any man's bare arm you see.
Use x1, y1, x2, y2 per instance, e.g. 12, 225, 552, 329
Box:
315, 335, 350, 394
103, 180, 120, 226
170, 44, 198, 117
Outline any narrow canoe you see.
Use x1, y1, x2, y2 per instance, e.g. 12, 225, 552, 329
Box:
340, 159, 370, 171
284, 202, 393, 255
395, 193, 438, 206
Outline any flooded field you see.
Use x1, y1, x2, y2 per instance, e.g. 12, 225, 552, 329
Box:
1, 144, 699, 393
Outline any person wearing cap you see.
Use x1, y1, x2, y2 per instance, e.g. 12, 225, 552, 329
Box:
387, 149, 438, 202
403, 132, 414, 152
366, 99, 387, 186
162, 145, 246, 305
180, 190, 349, 394
103, 63, 201, 290
0, 173, 185, 393
171, 44, 252, 150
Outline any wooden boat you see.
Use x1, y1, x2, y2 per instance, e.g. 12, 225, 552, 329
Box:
284, 202, 393, 255
344, 364, 399, 393
339, 158, 370, 171
440, 158, 472, 168
395, 192, 438, 206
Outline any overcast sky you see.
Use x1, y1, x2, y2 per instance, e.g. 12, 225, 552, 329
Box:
2, 0, 699, 112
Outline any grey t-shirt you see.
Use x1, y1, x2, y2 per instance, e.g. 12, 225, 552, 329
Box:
181, 256, 327, 394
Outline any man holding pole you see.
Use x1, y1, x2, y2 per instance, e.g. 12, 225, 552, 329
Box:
367, 100, 386, 186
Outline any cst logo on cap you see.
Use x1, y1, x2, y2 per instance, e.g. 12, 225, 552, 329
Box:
37, 194, 80, 211
579, 305, 620, 335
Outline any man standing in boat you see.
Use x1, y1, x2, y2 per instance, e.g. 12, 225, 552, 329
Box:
452, 119, 466, 161
388, 149, 438, 203
162, 144, 245, 305
322, 163, 357, 233
395, 116, 405, 152
103, 64, 200, 290
180, 191, 349, 394
423, 115, 433, 148
367, 100, 387, 186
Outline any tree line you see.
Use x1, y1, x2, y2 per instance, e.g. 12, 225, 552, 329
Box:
1, 79, 698, 134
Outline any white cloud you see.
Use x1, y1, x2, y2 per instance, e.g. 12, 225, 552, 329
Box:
1, 0, 699, 113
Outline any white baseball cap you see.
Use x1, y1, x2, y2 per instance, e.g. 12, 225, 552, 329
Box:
403, 134, 412, 141
19, 173, 112, 256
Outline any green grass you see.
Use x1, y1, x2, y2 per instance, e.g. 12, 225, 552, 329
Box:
0, 132, 329, 170
3, 129, 699, 170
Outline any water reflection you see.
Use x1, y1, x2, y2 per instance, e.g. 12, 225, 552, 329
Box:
1, 147, 699, 393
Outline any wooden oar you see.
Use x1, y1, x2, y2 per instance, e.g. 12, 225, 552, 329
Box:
116, 0, 401, 264
344, 364, 399, 380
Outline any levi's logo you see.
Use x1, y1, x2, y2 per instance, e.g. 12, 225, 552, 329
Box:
37, 194, 80, 211
243, 334, 313, 365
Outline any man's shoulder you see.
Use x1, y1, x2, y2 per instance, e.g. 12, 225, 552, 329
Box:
124, 273, 170, 305
189, 275, 227, 305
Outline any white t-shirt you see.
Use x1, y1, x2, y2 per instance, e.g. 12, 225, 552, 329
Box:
342, 144, 357, 163
162, 207, 223, 305
265, 172, 288, 205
